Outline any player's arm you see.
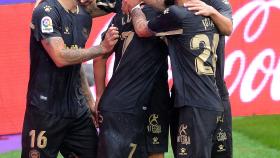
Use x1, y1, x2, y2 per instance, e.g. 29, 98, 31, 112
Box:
124, 0, 181, 37
92, 55, 108, 126
122, 0, 154, 37
80, 66, 96, 114
33, 4, 118, 67
93, 55, 108, 109
184, 0, 233, 35
41, 28, 118, 68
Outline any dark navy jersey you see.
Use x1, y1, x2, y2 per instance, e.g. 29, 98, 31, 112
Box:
28, 0, 92, 117
208, 0, 232, 98
148, 5, 223, 111
99, 6, 169, 113
215, 36, 229, 99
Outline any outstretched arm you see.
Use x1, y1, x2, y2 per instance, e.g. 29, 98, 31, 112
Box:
41, 26, 119, 67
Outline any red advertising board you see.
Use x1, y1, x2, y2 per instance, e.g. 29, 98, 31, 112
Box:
225, 0, 280, 116
0, 0, 279, 135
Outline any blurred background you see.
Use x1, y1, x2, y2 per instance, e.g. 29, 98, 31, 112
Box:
0, 0, 280, 157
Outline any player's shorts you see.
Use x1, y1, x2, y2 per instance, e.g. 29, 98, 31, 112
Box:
170, 106, 223, 158
145, 76, 171, 153
211, 98, 233, 158
21, 105, 98, 158
97, 110, 148, 158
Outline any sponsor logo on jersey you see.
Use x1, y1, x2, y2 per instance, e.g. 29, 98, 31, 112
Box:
177, 124, 191, 145
147, 114, 161, 134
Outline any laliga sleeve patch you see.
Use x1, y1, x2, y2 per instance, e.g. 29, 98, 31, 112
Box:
41, 16, 53, 33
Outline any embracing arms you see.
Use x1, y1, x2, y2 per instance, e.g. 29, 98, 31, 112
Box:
123, 0, 233, 37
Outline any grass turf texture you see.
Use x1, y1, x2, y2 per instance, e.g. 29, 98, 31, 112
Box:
1, 115, 280, 158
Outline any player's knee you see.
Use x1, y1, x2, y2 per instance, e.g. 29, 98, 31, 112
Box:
148, 153, 164, 158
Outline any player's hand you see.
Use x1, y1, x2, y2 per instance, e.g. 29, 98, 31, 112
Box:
88, 100, 98, 127
122, 0, 142, 14
91, 99, 103, 128
184, 0, 215, 16
100, 25, 119, 54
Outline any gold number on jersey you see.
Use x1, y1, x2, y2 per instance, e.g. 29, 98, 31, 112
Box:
29, 130, 47, 149
128, 143, 137, 158
190, 33, 219, 75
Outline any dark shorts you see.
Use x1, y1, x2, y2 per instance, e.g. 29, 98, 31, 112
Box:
211, 98, 233, 158
145, 77, 171, 153
97, 111, 148, 158
170, 106, 223, 158
21, 105, 98, 158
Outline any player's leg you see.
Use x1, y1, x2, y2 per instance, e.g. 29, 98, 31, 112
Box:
21, 105, 68, 158
146, 109, 169, 158
97, 110, 148, 158
211, 98, 233, 158
173, 106, 222, 158
148, 153, 164, 158
146, 70, 171, 158
170, 86, 179, 157
60, 110, 98, 158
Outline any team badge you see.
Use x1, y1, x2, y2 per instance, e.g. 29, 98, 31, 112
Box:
147, 114, 161, 134
41, 16, 53, 33
29, 149, 40, 158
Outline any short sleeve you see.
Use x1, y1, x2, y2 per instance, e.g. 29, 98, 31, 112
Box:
96, 0, 122, 13
148, 5, 183, 33
209, 0, 233, 20
31, 4, 62, 41
142, 5, 160, 21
